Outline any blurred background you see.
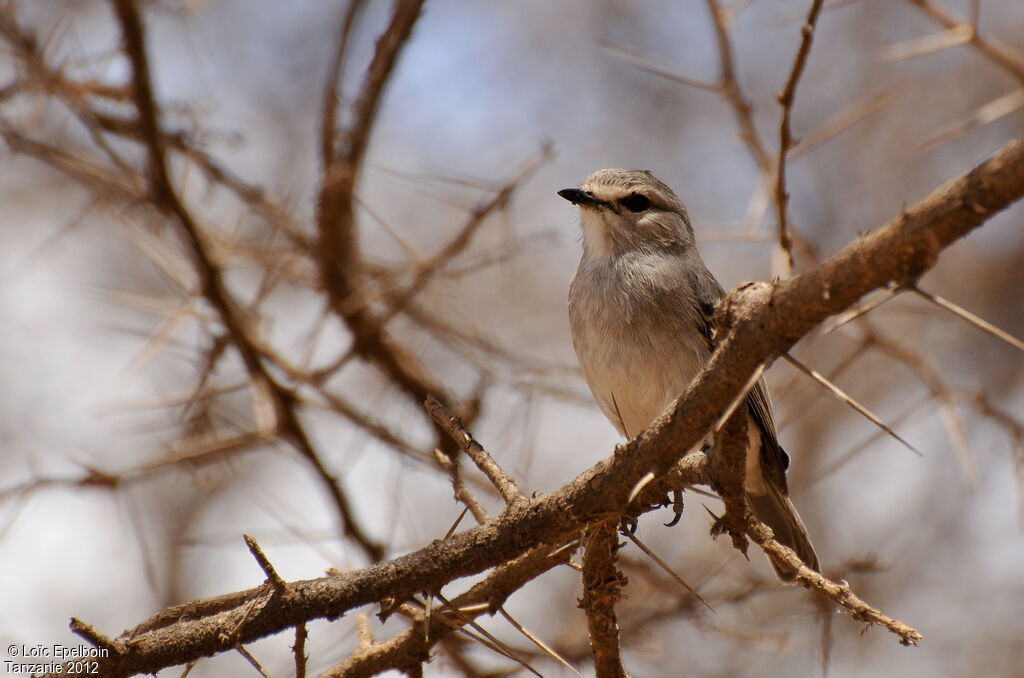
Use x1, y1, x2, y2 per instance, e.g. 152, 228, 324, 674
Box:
1, 0, 1022, 676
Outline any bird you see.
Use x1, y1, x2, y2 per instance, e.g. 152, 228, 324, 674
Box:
559, 168, 819, 580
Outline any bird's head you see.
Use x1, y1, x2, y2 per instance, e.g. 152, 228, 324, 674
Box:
558, 168, 695, 259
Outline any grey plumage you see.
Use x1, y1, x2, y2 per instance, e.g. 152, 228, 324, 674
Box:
561, 168, 819, 580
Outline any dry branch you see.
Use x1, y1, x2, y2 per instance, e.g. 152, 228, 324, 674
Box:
775, 0, 826, 266
744, 518, 922, 645
581, 523, 629, 678
110, 0, 385, 562
705, 0, 771, 174
315, 0, 446, 410
905, 0, 1024, 85
321, 543, 574, 678
703, 0, 817, 262
38, 135, 1024, 678
427, 395, 526, 506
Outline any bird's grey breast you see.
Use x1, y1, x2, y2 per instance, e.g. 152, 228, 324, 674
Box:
568, 249, 712, 438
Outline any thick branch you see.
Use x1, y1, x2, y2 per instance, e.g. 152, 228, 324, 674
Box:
708, 409, 753, 555
323, 543, 572, 677
635, 136, 1024, 481
581, 523, 629, 678
43, 137, 1024, 677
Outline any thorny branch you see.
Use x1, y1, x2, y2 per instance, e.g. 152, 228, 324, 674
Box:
4, 2, 1024, 676
38, 133, 1024, 678
321, 544, 575, 678
744, 518, 922, 646
581, 522, 630, 678
0, 0, 548, 568
427, 395, 526, 507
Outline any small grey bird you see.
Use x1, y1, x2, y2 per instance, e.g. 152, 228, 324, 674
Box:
560, 168, 818, 580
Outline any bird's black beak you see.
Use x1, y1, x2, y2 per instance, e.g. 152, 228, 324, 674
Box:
558, 188, 604, 209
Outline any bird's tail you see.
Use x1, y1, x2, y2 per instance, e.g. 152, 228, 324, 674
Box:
746, 484, 819, 582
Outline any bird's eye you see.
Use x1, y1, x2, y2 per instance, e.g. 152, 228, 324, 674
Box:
621, 193, 650, 212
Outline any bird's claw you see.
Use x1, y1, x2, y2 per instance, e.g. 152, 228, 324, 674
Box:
663, 489, 684, 527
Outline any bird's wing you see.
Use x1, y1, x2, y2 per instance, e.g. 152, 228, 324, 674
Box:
691, 270, 790, 494
747, 377, 790, 492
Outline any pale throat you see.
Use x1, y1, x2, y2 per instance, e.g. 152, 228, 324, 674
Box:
579, 210, 618, 260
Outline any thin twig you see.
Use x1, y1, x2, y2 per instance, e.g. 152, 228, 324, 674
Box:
498, 607, 582, 676
357, 613, 375, 649
904, 0, 1024, 85
69, 618, 126, 655
792, 88, 904, 160
293, 624, 308, 678
234, 645, 270, 678
804, 392, 932, 490
435, 449, 491, 525
868, 328, 977, 486
321, 0, 367, 164
822, 283, 902, 333
745, 517, 923, 646
782, 353, 921, 455
322, 543, 574, 677
706, 0, 772, 174
435, 592, 543, 677
911, 285, 1024, 353
426, 395, 526, 506
918, 88, 1024, 150
621, 530, 714, 613
775, 0, 827, 268
376, 145, 552, 327
703, 0, 818, 262
243, 534, 287, 592
315, 0, 448, 414
712, 364, 765, 434
600, 40, 720, 92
